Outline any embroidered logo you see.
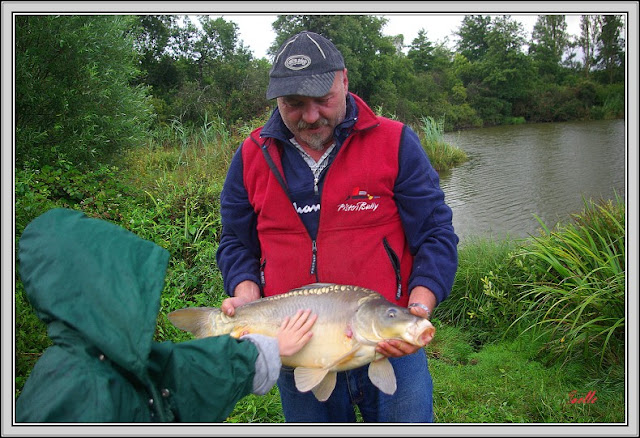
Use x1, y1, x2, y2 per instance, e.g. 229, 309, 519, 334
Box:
285, 55, 311, 70
337, 187, 380, 212
346, 187, 380, 201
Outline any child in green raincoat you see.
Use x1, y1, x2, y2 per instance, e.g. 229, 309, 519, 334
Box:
16, 208, 316, 422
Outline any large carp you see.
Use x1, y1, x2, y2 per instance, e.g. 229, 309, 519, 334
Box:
167, 283, 435, 402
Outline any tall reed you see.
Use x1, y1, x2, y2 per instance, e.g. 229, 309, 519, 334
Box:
417, 116, 468, 173
511, 195, 625, 368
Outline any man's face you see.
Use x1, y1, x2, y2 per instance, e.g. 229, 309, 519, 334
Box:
277, 69, 349, 151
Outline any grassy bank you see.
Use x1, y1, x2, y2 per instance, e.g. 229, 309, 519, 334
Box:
13, 118, 625, 424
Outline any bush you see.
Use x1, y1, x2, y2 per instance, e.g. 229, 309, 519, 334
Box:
15, 15, 154, 169
437, 237, 524, 343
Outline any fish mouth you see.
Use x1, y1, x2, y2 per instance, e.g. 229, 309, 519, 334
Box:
405, 320, 436, 346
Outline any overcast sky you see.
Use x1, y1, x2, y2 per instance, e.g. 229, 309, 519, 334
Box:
211, 13, 585, 60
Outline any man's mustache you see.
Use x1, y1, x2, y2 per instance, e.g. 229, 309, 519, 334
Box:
298, 119, 329, 130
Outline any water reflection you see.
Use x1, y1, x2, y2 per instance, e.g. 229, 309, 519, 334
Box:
440, 119, 626, 242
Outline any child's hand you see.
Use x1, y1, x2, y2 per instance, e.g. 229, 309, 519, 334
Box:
277, 309, 317, 357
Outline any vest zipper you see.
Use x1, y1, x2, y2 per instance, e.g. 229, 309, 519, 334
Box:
310, 240, 318, 277
383, 237, 403, 300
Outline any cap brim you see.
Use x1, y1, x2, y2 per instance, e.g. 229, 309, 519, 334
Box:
266, 71, 336, 100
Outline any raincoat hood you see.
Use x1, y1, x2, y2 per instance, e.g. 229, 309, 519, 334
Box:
18, 208, 169, 381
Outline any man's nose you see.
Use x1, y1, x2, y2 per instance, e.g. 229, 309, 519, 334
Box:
301, 102, 321, 124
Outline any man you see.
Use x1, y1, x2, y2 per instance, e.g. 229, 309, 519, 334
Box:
216, 30, 458, 422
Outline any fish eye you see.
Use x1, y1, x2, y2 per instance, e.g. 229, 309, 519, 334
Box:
386, 308, 398, 318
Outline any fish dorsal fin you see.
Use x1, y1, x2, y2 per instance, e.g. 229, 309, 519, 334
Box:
311, 372, 337, 402
294, 367, 330, 393
368, 358, 397, 395
297, 282, 335, 290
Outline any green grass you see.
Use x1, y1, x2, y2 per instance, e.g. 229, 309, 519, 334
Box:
226, 387, 286, 423
429, 328, 625, 423
221, 324, 626, 423
437, 236, 522, 337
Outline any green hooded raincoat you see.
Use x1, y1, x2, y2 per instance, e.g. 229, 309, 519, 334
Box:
16, 208, 266, 422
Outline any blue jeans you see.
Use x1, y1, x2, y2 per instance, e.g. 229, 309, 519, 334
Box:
276, 349, 433, 423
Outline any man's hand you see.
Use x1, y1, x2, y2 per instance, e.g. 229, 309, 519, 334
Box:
221, 280, 261, 316
375, 286, 436, 358
277, 309, 317, 356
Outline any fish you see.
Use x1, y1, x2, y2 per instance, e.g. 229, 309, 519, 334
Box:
167, 283, 435, 402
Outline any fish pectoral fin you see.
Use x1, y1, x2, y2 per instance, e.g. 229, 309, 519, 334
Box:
230, 326, 250, 338
310, 372, 337, 402
322, 343, 362, 369
294, 367, 330, 393
368, 358, 397, 395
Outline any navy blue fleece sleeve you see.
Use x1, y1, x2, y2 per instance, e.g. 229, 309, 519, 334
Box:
216, 145, 262, 296
394, 126, 459, 305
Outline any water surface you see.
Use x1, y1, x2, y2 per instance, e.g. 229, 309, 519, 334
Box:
439, 119, 626, 241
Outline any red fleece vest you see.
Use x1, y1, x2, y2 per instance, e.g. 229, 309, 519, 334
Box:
241, 110, 412, 306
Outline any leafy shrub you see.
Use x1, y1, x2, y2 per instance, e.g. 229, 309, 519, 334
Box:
437, 237, 525, 343
15, 15, 154, 169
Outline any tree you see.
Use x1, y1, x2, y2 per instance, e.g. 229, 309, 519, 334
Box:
15, 15, 154, 168
456, 15, 492, 62
133, 15, 176, 61
456, 15, 534, 124
578, 15, 601, 77
595, 15, 625, 83
192, 17, 245, 85
132, 15, 181, 95
407, 29, 436, 73
134, 15, 270, 125
529, 15, 570, 79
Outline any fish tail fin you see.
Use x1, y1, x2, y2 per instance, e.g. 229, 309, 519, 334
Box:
167, 307, 224, 338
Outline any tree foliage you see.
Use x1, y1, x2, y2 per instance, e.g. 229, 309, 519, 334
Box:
132, 15, 271, 125
578, 15, 601, 77
456, 15, 492, 62
530, 15, 571, 79
16, 15, 154, 169
14, 13, 626, 169
595, 15, 625, 83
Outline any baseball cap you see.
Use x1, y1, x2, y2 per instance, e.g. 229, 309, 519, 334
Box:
266, 31, 345, 100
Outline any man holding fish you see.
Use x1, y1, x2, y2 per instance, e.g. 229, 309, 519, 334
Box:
214, 31, 458, 422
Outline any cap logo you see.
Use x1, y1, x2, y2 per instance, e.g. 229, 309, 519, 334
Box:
284, 55, 311, 70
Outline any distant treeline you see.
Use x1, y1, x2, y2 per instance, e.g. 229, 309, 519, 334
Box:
15, 14, 625, 168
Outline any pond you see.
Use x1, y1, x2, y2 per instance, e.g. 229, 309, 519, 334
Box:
439, 119, 626, 242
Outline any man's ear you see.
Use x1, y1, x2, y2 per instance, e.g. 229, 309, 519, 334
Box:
342, 68, 349, 93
